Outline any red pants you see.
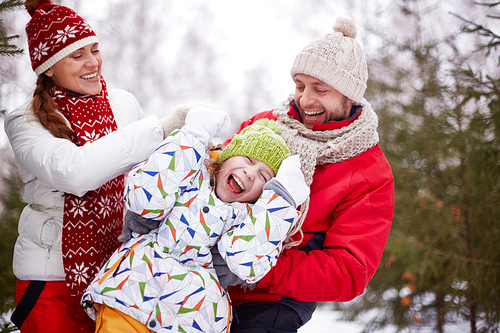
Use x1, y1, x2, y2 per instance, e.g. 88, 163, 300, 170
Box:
15, 280, 95, 333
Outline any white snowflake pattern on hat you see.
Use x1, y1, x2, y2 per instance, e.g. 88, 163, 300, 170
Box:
80, 21, 94, 34
32, 41, 50, 61
54, 25, 78, 44
25, 2, 98, 75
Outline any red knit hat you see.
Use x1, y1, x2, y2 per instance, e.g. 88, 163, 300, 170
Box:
25, 0, 98, 76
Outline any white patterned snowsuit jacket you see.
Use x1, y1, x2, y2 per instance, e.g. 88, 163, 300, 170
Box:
83, 128, 300, 333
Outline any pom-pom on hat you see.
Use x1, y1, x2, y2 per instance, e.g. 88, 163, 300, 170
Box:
25, 0, 98, 76
219, 119, 290, 175
291, 17, 368, 103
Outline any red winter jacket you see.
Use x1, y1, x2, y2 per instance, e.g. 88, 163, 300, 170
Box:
227, 102, 394, 311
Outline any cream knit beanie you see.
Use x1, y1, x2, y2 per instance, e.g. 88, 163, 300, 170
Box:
291, 17, 367, 103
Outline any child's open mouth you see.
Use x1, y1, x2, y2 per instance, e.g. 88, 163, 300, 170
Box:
228, 174, 245, 194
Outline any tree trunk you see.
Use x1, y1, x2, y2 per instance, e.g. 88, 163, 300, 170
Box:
463, 192, 477, 333
435, 292, 445, 333
468, 290, 477, 333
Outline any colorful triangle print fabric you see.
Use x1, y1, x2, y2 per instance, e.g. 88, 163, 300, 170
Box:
83, 128, 300, 332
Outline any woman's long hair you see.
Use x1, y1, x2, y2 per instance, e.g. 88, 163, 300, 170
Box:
29, 74, 73, 140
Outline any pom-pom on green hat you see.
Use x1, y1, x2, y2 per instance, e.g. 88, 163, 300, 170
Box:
219, 119, 290, 175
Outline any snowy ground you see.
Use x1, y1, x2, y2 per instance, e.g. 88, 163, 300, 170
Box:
3, 306, 388, 333
3, 305, 472, 332
299, 306, 474, 333
298, 306, 396, 333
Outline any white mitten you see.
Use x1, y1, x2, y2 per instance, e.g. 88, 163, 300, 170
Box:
275, 155, 310, 206
183, 105, 231, 146
159, 105, 190, 139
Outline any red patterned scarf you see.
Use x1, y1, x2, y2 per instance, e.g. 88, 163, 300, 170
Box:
52, 78, 124, 299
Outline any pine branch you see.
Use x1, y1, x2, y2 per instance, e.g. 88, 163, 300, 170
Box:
450, 10, 500, 64
0, 34, 23, 56
0, 0, 25, 12
473, 1, 500, 7
451, 13, 500, 42
0, 0, 25, 56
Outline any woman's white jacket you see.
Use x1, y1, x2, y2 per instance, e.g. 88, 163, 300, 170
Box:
4, 88, 164, 281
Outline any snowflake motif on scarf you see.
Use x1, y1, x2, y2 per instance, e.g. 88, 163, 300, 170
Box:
52, 77, 125, 298
71, 262, 90, 285
67, 197, 88, 217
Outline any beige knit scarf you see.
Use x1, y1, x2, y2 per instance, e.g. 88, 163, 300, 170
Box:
273, 95, 380, 187
275, 95, 379, 248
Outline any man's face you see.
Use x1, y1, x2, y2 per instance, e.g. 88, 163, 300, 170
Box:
293, 74, 353, 129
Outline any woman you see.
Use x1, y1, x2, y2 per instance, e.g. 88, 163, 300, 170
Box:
5, 1, 170, 332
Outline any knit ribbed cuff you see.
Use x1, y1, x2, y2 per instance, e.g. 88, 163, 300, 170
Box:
291, 53, 366, 103
35, 36, 99, 76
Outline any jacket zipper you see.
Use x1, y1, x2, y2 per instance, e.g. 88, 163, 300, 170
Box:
98, 238, 145, 284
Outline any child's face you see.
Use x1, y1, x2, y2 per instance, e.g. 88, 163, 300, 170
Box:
215, 156, 275, 203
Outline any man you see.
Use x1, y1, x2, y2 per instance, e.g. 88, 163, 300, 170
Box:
222, 17, 395, 333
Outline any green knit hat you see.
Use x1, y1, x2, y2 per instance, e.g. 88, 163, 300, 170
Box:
219, 119, 290, 174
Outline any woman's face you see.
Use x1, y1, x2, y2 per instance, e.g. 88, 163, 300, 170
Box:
215, 155, 275, 203
45, 43, 102, 95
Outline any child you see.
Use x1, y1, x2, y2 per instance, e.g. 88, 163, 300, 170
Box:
82, 106, 309, 332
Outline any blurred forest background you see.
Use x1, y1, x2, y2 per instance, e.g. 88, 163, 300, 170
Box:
1, 0, 499, 332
